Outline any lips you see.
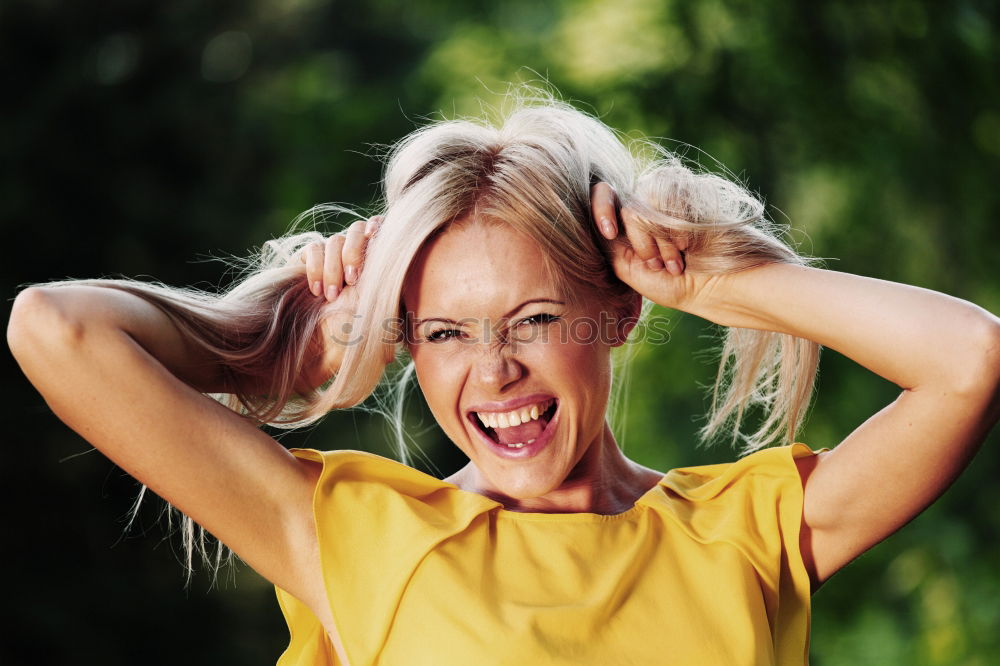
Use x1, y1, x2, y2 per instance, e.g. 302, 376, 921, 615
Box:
466, 393, 558, 414
465, 398, 560, 459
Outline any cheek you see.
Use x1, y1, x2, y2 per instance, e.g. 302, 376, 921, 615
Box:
411, 347, 449, 396
410, 347, 467, 431
536, 324, 613, 417
511, 344, 610, 432
538, 320, 611, 377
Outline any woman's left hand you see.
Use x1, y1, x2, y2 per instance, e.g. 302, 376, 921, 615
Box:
590, 182, 703, 311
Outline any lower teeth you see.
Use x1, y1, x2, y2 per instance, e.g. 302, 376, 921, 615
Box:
504, 438, 536, 449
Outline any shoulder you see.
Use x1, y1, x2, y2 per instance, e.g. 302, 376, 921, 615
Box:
289, 447, 497, 530
290, 448, 460, 499
661, 443, 819, 494
651, 442, 822, 598
650, 443, 822, 561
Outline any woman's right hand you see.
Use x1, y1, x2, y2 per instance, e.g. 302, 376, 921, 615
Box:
300, 215, 382, 301
295, 215, 385, 389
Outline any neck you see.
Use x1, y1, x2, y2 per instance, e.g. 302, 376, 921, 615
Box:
456, 421, 663, 514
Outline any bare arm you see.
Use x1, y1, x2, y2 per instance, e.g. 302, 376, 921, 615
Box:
7, 285, 330, 617
589, 183, 1000, 588
684, 264, 1000, 585
5, 221, 382, 639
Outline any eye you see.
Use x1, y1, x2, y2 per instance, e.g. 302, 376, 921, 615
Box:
427, 328, 462, 342
517, 313, 560, 326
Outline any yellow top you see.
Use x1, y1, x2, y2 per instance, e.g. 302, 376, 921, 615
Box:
275, 443, 818, 666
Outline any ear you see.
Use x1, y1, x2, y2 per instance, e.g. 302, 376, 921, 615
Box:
611, 290, 642, 347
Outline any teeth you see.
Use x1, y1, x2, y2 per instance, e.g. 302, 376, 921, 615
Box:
503, 437, 537, 449
475, 399, 553, 431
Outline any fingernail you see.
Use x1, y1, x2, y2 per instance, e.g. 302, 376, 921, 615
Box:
312, 281, 322, 296
645, 257, 665, 271
666, 260, 681, 276
326, 285, 339, 301
365, 219, 377, 237
600, 218, 616, 238
345, 265, 357, 284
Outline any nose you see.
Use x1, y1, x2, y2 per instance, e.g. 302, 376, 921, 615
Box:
471, 343, 523, 391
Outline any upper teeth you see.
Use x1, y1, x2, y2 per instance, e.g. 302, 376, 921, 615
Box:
475, 399, 554, 430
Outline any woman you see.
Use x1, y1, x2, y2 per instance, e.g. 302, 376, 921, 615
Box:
8, 89, 1000, 664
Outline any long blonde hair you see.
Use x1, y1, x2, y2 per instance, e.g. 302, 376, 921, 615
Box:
37, 85, 819, 578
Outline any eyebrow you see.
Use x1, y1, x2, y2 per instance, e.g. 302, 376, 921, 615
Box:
411, 298, 566, 327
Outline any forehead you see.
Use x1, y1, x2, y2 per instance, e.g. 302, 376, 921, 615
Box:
403, 221, 559, 318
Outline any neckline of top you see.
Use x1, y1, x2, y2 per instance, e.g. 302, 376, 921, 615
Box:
436, 469, 670, 523
317, 449, 672, 522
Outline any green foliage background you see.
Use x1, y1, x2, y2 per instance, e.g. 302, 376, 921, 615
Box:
2, 1, 997, 664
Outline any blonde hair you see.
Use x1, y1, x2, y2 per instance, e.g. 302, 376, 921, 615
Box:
36, 85, 819, 579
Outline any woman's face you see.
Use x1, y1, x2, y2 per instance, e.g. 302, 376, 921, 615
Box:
403, 220, 624, 501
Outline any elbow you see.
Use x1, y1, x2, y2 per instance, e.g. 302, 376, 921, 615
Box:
984, 316, 1000, 404
951, 312, 1000, 399
7, 287, 84, 360
8, 288, 50, 355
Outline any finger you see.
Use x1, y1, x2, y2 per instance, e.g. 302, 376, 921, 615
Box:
654, 236, 685, 276
590, 182, 618, 239
323, 233, 346, 301
303, 241, 325, 296
622, 209, 664, 271
341, 219, 368, 285
364, 215, 384, 239
673, 231, 690, 252
605, 236, 644, 290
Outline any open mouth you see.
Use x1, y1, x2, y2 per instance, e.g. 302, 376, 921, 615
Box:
469, 399, 559, 449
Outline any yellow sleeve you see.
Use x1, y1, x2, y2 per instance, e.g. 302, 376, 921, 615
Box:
658, 442, 821, 664
274, 448, 493, 664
